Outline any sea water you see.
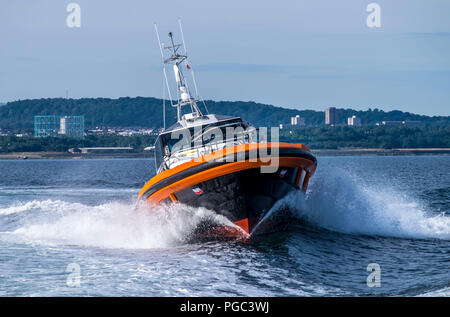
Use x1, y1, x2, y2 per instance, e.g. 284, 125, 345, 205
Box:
0, 156, 449, 296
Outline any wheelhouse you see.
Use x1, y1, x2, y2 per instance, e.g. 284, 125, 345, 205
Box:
154, 114, 255, 172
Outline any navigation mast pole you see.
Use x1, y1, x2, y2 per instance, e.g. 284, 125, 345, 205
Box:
178, 19, 209, 115
154, 23, 174, 129
155, 22, 203, 123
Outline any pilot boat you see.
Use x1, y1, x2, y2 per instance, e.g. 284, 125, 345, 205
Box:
138, 23, 317, 237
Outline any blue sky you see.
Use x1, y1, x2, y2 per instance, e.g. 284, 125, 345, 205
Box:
1, 0, 449, 115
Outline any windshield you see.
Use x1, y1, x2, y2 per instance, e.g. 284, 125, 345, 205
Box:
154, 118, 252, 171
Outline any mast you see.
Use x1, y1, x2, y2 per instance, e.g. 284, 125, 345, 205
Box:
154, 23, 202, 123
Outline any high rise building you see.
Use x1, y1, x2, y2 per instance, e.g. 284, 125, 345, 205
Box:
290, 114, 305, 126
34, 115, 84, 139
325, 107, 339, 125
347, 115, 361, 126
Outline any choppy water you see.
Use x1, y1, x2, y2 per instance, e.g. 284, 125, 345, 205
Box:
0, 156, 449, 296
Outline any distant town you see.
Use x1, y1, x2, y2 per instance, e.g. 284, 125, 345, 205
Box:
0, 116, 162, 140
0, 107, 426, 139
279, 107, 425, 130
0, 97, 448, 156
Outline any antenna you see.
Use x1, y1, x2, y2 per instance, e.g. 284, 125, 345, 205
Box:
178, 19, 208, 114
162, 70, 166, 130
178, 19, 188, 55
154, 23, 175, 108
154, 21, 203, 122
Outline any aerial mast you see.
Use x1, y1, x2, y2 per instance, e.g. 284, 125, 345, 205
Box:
154, 23, 202, 123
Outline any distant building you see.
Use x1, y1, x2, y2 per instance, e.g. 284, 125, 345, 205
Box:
68, 148, 82, 154
347, 115, 361, 126
75, 147, 133, 154
87, 128, 104, 135
59, 116, 84, 138
34, 115, 59, 137
290, 115, 305, 126
86, 127, 155, 136
325, 107, 339, 125
376, 121, 403, 126
34, 115, 84, 139
376, 120, 424, 128
402, 121, 424, 128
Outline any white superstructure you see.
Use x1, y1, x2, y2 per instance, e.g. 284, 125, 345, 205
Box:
153, 21, 255, 173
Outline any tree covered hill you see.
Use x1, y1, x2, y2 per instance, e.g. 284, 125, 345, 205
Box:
0, 97, 448, 129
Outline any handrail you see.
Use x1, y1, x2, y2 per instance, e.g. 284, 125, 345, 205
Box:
161, 137, 252, 171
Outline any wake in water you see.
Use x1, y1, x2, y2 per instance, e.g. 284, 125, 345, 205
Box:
0, 199, 236, 249
279, 169, 450, 240
1, 168, 449, 250
417, 286, 450, 297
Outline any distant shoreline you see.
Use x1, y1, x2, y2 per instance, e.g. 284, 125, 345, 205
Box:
312, 148, 450, 156
0, 152, 155, 160
1, 148, 450, 160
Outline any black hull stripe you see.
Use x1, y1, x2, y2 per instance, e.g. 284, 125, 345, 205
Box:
140, 148, 316, 200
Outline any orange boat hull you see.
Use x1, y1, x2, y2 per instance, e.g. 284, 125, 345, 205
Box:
138, 142, 317, 237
